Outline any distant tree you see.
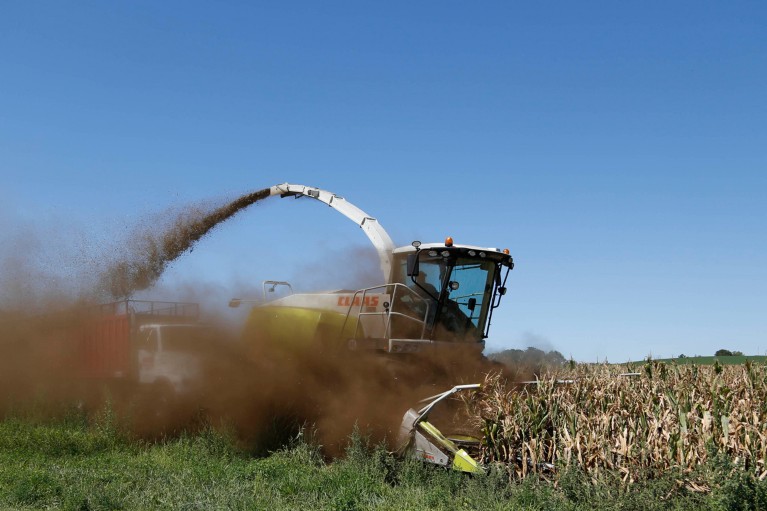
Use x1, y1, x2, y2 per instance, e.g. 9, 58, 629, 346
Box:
715, 349, 733, 357
678, 354, 686, 359
733, 351, 744, 356
488, 347, 567, 369
545, 350, 567, 366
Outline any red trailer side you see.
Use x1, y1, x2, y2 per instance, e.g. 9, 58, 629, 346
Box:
81, 313, 132, 380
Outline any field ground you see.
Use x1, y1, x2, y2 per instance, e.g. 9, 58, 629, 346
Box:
1, 410, 765, 511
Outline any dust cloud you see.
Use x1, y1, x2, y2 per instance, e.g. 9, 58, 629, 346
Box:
100, 188, 271, 299
0, 187, 515, 456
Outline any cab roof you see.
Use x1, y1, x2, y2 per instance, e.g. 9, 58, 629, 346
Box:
393, 243, 502, 253
392, 243, 511, 262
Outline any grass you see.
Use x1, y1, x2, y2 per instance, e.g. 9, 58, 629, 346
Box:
0, 414, 545, 510
1, 409, 766, 510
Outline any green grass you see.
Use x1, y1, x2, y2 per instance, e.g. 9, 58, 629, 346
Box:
626, 355, 767, 366
0, 411, 765, 510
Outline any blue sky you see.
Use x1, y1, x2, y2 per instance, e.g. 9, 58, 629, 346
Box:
1, 1, 765, 362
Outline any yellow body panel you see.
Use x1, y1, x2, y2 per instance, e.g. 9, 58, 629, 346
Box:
243, 304, 356, 359
452, 449, 483, 473
419, 421, 483, 474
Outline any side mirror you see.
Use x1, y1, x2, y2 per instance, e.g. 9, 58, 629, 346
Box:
228, 298, 241, 308
467, 297, 476, 311
498, 287, 506, 296
406, 253, 419, 277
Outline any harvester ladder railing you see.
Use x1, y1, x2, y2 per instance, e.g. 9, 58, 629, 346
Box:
344, 283, 430, 342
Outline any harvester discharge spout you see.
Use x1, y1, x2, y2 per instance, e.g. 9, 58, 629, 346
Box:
269, 183, 396, 282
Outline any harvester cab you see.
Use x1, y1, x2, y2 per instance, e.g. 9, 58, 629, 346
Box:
342, 239, 513, 356
391, 239, 512, 348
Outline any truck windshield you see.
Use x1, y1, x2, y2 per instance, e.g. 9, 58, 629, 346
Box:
161, 326, 212, 352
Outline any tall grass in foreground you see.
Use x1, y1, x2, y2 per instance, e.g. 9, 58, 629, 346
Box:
474, 361, 767, 489
3, 411, 766, 511
0, 413, 567, 510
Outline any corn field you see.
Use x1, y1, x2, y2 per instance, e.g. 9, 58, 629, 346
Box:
471, 361, 767, 487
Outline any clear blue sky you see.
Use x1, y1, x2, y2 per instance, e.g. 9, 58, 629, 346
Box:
1, 1, 765, 362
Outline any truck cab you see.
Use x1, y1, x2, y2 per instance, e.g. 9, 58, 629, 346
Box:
135, 323, 210, 395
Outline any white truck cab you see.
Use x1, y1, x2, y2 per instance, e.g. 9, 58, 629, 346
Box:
135, 323, 209, 395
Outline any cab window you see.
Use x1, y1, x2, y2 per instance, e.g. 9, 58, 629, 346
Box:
137, 328, 158, 353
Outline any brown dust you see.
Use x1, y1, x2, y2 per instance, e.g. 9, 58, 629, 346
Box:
100, 188, 271, 299
0, 188, 518, 455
